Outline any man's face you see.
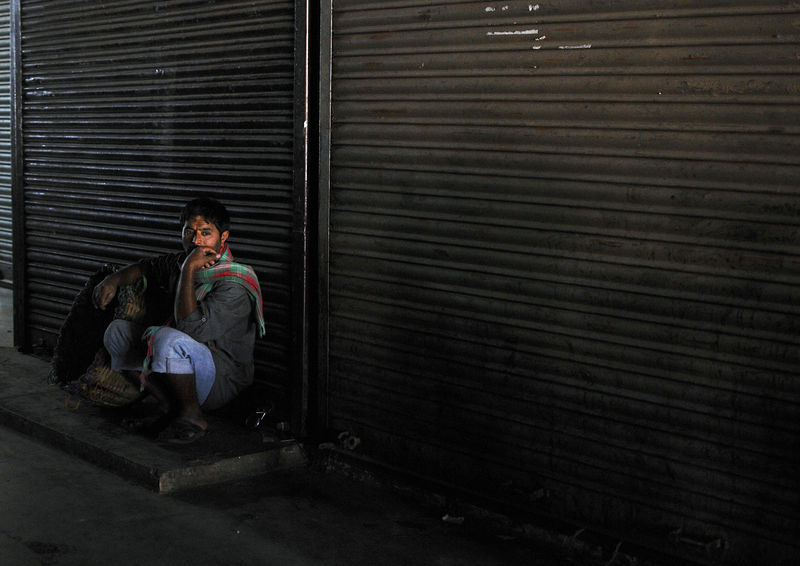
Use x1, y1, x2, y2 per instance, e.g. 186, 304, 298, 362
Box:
182, 215, 229, 255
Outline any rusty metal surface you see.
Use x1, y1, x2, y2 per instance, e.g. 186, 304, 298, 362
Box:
16, 0, 296, 403
325, 1, 800, 564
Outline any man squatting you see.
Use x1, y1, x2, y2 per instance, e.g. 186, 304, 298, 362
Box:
92, 197, 264, 443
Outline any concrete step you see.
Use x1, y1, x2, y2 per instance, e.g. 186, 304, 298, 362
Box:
0, 347, 307, 493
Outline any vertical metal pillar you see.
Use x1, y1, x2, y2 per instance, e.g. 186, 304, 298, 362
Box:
316, 0, 332, 433
290, 0, 317, 436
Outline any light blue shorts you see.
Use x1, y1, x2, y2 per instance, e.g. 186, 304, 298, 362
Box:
103, 320, 216, 406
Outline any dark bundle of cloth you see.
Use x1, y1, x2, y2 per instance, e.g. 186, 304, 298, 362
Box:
51, 265, 158, 408
50, 265, 118, 385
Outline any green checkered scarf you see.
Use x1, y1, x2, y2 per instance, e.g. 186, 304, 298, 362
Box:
193, 244, 265, 338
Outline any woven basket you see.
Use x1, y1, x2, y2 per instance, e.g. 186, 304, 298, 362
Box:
65, 350, 145, 408
83, 364, 143, 407
114, 277, 148, 323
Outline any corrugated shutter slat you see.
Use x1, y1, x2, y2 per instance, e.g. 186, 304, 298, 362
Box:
19, 0, 295, 400
0, 5, 11, 285
326, 1, 800, 563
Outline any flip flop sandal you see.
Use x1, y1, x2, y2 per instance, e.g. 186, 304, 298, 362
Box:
159, 418, 207, 445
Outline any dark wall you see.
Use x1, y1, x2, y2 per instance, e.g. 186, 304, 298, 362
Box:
322, 1, 800, 564
13, 0, 298, 407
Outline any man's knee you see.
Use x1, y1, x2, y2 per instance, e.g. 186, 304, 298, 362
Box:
151, 327, 190, 358
150, 328, 197, 374
103, 319, 147, 371
104, 319, 140, 351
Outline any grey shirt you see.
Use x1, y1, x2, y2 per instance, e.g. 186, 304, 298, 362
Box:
138, 252, 257, 409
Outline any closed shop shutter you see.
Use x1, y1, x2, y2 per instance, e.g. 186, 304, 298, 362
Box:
324, 1, 800, 563
16, 0, 296, 403
0, 4, 10, 286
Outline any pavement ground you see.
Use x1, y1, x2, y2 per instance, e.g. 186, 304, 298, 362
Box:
0, 423, 580, 566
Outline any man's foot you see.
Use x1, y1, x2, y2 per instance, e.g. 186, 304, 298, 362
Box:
121, 411, 172, 436
159, 418, 207, 444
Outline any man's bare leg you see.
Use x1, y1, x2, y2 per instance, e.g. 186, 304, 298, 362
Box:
120, 371, 174, 434
138, 372, 173, 415
159, 372, 208, 432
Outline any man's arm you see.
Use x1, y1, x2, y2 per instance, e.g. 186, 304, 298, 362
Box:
175, 245, 222, 322
92, 263, 143, 310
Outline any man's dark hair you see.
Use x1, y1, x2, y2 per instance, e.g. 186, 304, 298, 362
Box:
180, 197, 231, 234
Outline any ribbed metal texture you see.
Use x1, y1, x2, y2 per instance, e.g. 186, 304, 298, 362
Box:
19, 0, 295, 400
327, 1, 800, 563
0, 5, 11, 286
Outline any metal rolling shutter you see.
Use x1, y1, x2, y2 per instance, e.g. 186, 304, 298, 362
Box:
16, 0, 296, 402
0, 5, 11, 286
325, 1, 800, 563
